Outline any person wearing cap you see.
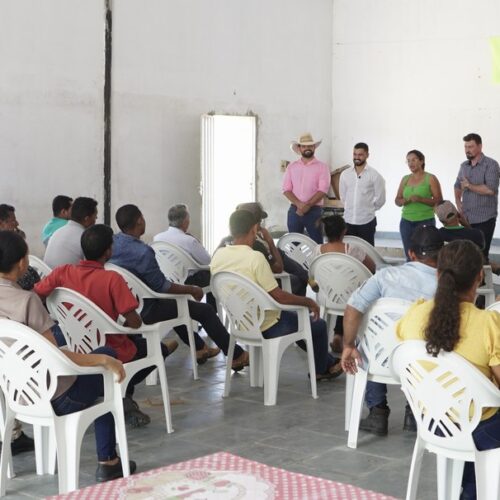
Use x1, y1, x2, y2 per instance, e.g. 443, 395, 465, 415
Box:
339, 143, 386, 246
435, 200, 485, 250
341, 225, 444, 437
282, 133, 331, 244
212, 210, 341, 380
217, 202, 309, 296
454, 133, 499, 260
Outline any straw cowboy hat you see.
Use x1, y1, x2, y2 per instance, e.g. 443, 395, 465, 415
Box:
290, 133, 322, 155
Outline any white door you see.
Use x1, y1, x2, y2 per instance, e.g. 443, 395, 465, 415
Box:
200, 114, 256, 253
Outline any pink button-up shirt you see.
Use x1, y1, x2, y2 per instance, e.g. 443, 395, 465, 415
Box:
282, 158, 330, 205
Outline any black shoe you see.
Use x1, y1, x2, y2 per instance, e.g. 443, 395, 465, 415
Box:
11, 432, 35, 456
403, 406, 417, 432
123, 396, 151, 428
96, 457, 137, 482
359, 406, 390, 436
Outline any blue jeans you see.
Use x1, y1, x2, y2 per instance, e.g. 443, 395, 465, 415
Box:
51, 346, 117, 462
462, 411, 500, 498
365, 381, 387, 408
287, 205, 323, 244
262, 311, 335, 374
399, 217, 435, 260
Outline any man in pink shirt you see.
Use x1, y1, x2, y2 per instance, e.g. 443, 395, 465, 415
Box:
282, 133, 330, 243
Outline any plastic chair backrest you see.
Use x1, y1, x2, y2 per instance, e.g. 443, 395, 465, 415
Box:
104, 263, 151, 313
47, 287, 118, 354
342, 235, 388, 269
0, 319, 78, 419
391, 340, 500, 454
309, 252, 372, 313
486, 301, 500, 313
212, 271, 280, 343
358, 298, 411, 377
151, 241, 193, 284
28, 255, 52, 279
277, 233, 318, 271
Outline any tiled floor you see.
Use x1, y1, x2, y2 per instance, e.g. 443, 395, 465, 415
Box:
4, 339, 439, 499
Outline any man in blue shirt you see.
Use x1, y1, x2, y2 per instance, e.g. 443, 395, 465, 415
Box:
341, 226, 444, 436
110, 204, 249, 370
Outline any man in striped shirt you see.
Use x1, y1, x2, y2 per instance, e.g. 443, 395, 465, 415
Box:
454, 133, 500, 260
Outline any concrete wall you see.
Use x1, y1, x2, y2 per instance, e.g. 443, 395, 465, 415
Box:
111, 0, 333, 239
0, 0, 106, 256
331, 0, 500, 235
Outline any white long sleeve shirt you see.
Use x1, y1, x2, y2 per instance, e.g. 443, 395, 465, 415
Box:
339, 165, 386, 225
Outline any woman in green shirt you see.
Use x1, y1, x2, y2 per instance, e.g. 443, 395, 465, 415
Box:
395, 150, 442, 259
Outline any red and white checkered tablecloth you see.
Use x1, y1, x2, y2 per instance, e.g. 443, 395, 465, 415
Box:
47, 451, 399, 500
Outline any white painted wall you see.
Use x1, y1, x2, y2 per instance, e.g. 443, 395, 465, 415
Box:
0, 0, 106, 256
111, 0, 333, 240
331, 0, 500, 236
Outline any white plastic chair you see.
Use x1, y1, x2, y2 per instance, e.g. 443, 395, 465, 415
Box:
277, 233, 318, 272
28, 255, 52, 279
105, 263, 199, 381
476, 265, 495, 307
309, 252, 372, 340
391, 340, 500, 500
151, 241, 211, 295
0, 319, 130, 495
212, 271, 317, 406
343, 235, 395, 270
47, 288, 173, 434
345, 298, 411, 448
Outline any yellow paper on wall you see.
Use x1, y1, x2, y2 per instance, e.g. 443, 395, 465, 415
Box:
490, 37, 500, 84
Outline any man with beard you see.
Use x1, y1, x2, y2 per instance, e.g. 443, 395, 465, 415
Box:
339, 143, 386, 246
454, 133, 499, 260
282, 133, 330, 243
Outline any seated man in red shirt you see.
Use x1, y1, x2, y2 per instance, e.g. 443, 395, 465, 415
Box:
34, 224, 177, 428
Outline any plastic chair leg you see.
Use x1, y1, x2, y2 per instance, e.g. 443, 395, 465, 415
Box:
223, 337, 236, 398
113, 397, 130, 478
145, 369, 158, 386
347, 369, 368, 449
344, 373, 354, 431
185, 322, 199, 381
156, 358, 174, 434
475, 448, 500, 500
436, 455, 463, 500
304, 335, 317, 400
262, 343, 285, 406
249, 346, 262, 388
34, 425, 55, 475
0, 417, 15, 496
405, 438, 425, 500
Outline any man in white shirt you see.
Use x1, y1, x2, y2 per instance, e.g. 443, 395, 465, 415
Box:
154, 204, 214, 308
339, 143, 386, 246
154, 204, 210, 265
44, 197, 98, 268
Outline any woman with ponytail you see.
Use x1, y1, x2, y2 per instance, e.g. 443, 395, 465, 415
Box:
396, 239, 500, 500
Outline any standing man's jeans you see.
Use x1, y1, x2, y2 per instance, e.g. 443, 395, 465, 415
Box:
262, 311, 335, 375
471, 217, 496, 261
287, 205, 323, 244
141, 298, 244, 359
346, 218, 377, 246
399, 217, 435, 260
51, 346, 118, 462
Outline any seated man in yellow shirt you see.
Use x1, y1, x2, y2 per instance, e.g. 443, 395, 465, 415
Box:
211, 209, 340, 380
396, 240, 500, 500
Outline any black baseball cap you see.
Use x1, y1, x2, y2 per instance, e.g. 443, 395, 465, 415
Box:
409, 225, 444, 258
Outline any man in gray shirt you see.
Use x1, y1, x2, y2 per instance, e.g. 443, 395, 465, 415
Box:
44, 197, 98, 268
454, 133, 499, 260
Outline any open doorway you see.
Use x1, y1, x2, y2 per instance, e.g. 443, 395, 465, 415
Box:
200, 114, 256, 253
